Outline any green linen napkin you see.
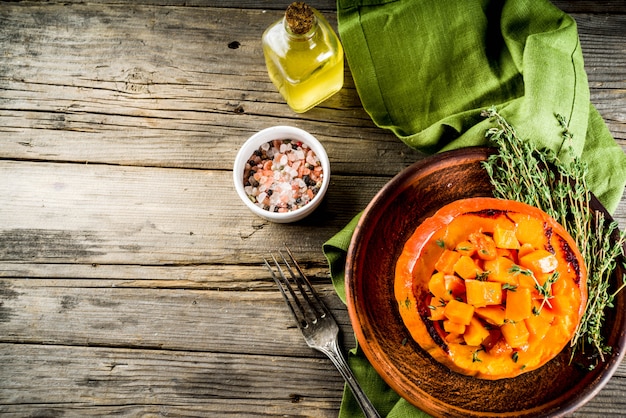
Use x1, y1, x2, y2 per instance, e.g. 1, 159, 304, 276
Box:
325, 0, 626, 417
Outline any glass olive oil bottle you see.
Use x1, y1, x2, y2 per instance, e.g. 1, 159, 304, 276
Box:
262, 2, 344, 113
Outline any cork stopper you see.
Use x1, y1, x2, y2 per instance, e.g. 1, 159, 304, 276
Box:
285, 2, 315, 35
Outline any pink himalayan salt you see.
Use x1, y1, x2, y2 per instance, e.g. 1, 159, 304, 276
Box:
243, 139, 323, 213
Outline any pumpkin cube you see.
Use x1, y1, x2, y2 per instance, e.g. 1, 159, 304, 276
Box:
463, 317, 490, 346
475, 305, 506, 326
519, 249, 558, 275
551, 273, 574, 296
468, 231, 497, 260
454, 255, 483, 280
466, 280, 502, 307
516, 271, 537, 289
444, 274, 466, 298
505, 287, 532, 322
488, 337, 513, 357
428, 298, 447, 321
443, 320, 466, 335
501, 320, 530, 348
435, 249, 461, 275
444, 299, 474, 326
484, 256, 518, 285
428, 272, 451, 301
547, 295, 572, 317
481, 328, 503, 352
496, 247, 515, 260
525, 307, 554, 344
510, 213, 547, 249
445, 332, 465, 344
534, 272, 554, 287
494, 223, 520, 249
517, 242, 535, 259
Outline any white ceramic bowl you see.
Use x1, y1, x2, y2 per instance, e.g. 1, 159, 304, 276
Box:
233, 126, 330, 223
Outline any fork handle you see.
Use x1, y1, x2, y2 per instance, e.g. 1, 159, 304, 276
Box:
320, 340, 382, 418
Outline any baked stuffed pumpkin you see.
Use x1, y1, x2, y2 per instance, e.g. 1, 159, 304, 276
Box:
395, 197, 587, 380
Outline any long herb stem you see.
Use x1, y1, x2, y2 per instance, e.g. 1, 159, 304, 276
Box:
481, 106, 626, 364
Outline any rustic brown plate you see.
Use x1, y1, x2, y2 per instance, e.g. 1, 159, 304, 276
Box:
345, 147, 626, 417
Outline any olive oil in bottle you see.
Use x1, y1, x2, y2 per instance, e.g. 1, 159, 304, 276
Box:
262, 2, 344, 113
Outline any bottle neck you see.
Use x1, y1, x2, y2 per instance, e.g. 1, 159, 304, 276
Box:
283, 16, 318, 41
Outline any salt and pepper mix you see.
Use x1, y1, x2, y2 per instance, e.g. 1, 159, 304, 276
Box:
243, 139, 323, 213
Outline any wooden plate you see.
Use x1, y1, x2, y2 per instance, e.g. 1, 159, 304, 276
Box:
345, 147, 626, 417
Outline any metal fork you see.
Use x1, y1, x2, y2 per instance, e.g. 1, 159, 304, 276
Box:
264, 246, 381, 418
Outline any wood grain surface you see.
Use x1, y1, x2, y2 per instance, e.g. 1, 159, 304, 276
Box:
1, 1, 624, 416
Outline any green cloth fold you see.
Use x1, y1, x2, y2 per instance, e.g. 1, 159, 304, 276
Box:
337, 0, 625, 211
325, 0, 626, 416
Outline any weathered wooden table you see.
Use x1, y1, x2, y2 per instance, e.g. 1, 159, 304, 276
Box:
1, 1, 624, 416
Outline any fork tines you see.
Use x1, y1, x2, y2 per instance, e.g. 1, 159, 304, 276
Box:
264, 246, 329, 330
264, 247, 382, 418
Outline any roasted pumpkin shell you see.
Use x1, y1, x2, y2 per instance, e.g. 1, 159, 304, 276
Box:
395, 197, 587, 380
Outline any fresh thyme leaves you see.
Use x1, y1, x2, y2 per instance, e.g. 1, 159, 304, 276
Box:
533, 272, 559, 314
502, 283, 518, 291
508, 265, 532, 276
481, 106, 626, 362
481, 109, 557, 213
508, 263, 557, 314
571, 215, 626, 360
472, 348, 484, 363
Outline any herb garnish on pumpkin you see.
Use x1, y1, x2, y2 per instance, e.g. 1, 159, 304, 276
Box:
481, 107, 626, 364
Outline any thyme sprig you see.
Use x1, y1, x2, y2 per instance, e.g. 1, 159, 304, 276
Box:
572, 215, 626, 361
508, 265, 557, 314
534, 272, 559, 314
481, 106, 626, 362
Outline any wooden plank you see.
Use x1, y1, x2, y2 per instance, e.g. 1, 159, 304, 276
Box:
0, 343, 345, 417
552, 0, 626, 14
0, 276, 355, 356
0, 263, 328, 288
0, 161, 390, 264
12, 0, 626, 14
